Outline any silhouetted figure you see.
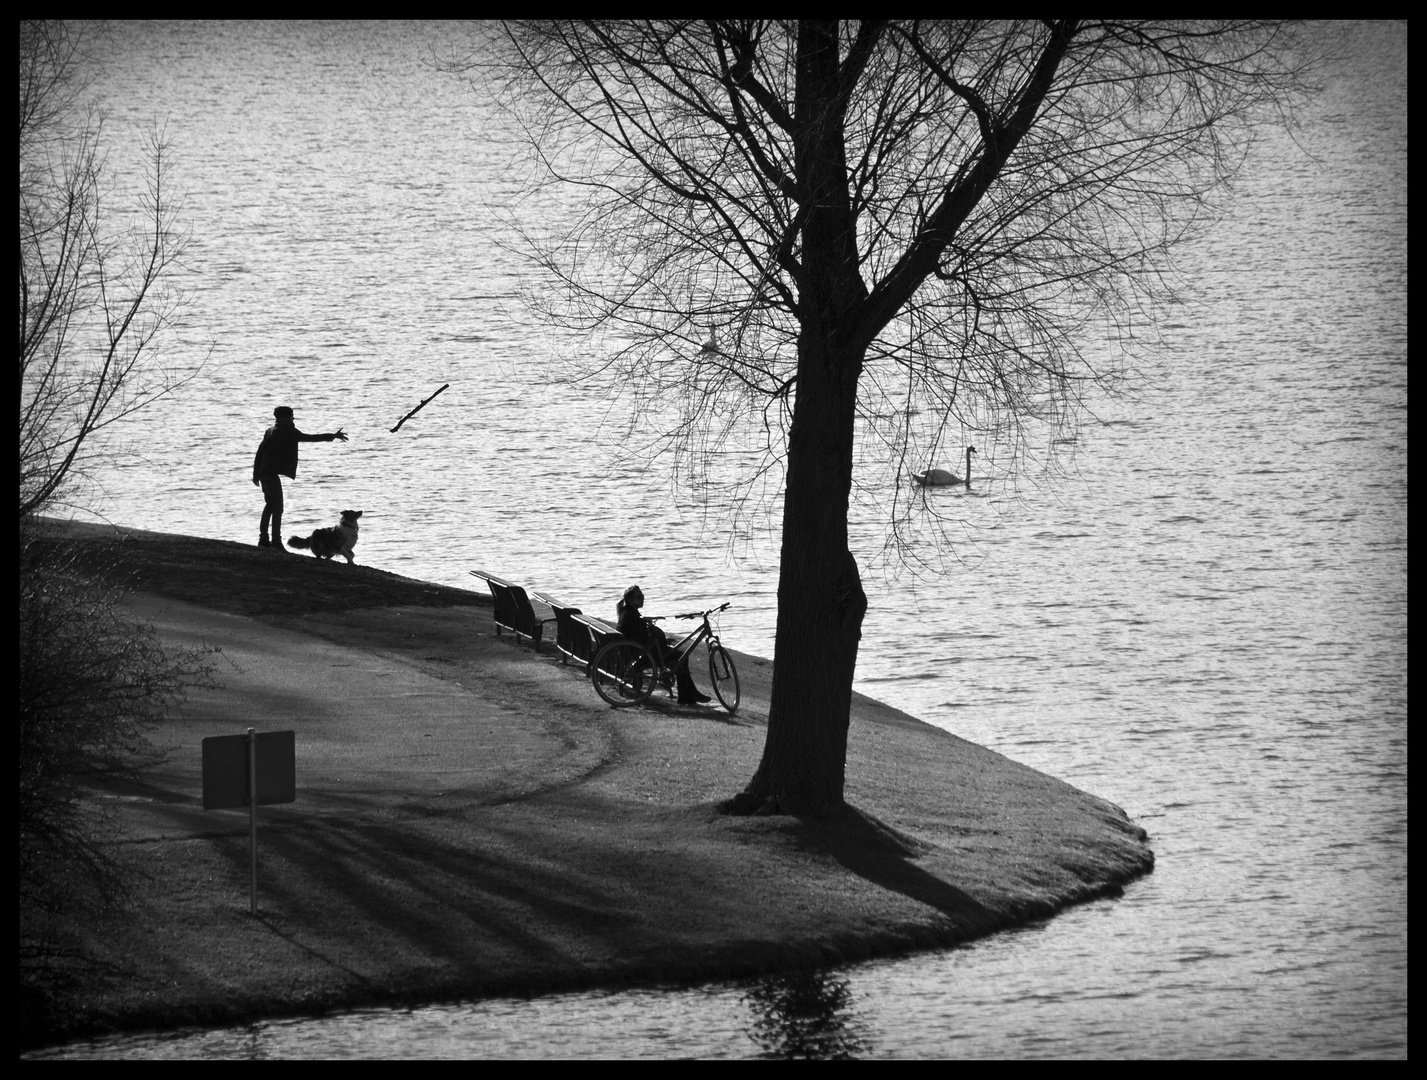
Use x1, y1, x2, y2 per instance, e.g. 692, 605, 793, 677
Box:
252, 405, 347, 551
617, 585, 710, 705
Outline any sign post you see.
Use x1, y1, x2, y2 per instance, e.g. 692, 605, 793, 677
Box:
202, 729, 296, 914
248, 729, 258, 913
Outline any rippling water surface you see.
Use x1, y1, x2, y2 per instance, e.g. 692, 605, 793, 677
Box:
41, 21, 1406, 1058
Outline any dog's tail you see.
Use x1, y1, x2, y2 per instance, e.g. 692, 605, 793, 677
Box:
287, 535, 311, 549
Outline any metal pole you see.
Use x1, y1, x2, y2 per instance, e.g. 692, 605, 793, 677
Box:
248, 727, 257, 915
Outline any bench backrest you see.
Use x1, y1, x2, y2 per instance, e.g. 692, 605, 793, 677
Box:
531, 591, 591, 665
571, 612, 622, 666
471, 569, 545, 649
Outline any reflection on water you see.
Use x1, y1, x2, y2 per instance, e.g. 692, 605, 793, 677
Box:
32, 21, 1407, 1059
31, 974, 873, 1061
745, 971, 869, 1060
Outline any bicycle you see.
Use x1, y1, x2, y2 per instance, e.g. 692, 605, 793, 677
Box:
590, 601, 740, 714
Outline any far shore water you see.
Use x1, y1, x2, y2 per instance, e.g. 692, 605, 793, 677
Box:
21, 519, 1154, 1053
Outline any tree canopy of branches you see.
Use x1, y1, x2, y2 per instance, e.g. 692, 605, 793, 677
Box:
20, 20, 196, 521
475, 20, 1315, 815
18, 23, 213, 952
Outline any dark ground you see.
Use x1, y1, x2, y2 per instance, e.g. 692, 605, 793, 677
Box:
21, 520, 1154, 1053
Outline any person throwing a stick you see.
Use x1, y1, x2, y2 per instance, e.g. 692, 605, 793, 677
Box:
252, 405, 347, 551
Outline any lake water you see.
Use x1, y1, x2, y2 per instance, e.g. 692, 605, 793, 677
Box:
42, 21, 1406, 1059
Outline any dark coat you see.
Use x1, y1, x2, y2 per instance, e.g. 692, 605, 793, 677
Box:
253, 419, 337, 481
618, 602, 696, 695
618, 606, 669, 651
618, 605, 649, 642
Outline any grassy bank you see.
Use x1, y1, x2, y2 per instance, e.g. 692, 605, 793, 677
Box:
21, 520, 1153, 1052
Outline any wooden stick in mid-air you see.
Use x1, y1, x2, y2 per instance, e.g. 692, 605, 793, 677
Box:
390, 383, 449, 433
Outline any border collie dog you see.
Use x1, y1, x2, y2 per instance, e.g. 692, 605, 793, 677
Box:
289, 510, 362, 563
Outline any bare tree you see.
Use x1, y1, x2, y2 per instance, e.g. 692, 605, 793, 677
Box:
19, 20, 200, 521
18, 22, 215, 952
465, 20, 1316, 815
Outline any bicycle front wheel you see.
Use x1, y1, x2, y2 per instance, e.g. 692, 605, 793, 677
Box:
591, 640, 656, 708
707, 644, 740, 714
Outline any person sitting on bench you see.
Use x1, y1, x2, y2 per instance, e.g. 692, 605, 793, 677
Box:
616, 585, 710, 705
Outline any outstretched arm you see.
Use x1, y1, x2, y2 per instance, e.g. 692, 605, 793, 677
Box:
296, 427, 348, 443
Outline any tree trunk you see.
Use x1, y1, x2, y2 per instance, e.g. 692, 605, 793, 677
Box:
726, 20, 872, 818
729, 355, 868, 816
729, 297, 868, 818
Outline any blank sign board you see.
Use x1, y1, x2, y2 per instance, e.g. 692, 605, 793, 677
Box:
202, 730, 296, 810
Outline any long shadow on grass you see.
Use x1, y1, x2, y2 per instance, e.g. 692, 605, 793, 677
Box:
205, 805, 748, 1001
797, 804, 1003, 936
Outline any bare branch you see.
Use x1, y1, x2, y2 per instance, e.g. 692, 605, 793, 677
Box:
453, 20, 1319, 810
19, 23, 206, 521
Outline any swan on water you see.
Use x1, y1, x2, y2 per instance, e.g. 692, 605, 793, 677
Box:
912, 446, 977, 489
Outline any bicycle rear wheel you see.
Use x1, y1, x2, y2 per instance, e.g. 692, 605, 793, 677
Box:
591, 640, 656, 708
707, 644, 740, 714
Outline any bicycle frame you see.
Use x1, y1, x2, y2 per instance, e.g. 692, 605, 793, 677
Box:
662, 602, 731, 669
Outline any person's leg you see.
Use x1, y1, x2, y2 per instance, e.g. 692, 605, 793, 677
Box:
649, 624, 708, 703
673, 648, 710, 703
259, 479, 273, 545
260, 475, 285, 550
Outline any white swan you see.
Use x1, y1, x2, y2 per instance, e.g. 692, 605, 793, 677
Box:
912, 446, 977, 489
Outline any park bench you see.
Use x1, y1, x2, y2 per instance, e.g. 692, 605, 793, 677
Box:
531, 591, 590, 666
530, 589, 623, 668
573, 611, 623, 666
469, 569, 555, 651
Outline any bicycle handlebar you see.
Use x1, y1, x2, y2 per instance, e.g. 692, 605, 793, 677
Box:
644, 602, 732, 622
672, 601, 732, 621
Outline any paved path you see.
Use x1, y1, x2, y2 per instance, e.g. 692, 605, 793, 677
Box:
108, 594, 582, 840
